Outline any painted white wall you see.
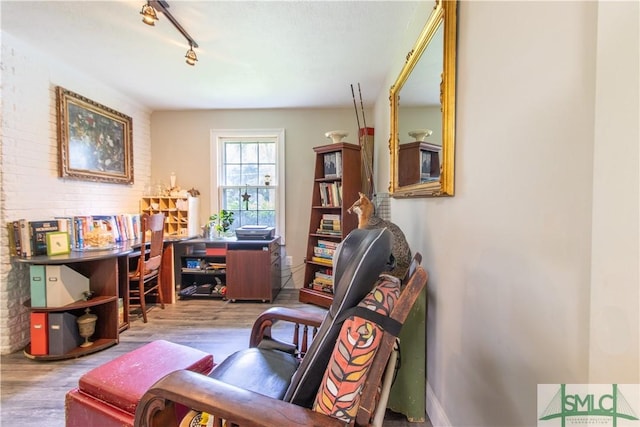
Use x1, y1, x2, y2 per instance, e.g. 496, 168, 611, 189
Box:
589, 0, 639, 382
373, 1, 639, 426
150, 108, 371, 287
0, 33, 151, 354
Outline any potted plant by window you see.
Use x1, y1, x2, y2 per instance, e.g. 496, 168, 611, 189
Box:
208, 210, 234, 238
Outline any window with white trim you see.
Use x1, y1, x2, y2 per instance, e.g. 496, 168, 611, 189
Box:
211, 129, 285, 242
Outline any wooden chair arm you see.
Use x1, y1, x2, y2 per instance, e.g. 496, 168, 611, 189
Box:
249, 307, 325, 350
134, 369, 345, 427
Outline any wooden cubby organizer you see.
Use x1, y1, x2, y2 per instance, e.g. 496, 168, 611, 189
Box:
19, 250, 130, 361
299, 142, 361, 308
140, 196, 200, 237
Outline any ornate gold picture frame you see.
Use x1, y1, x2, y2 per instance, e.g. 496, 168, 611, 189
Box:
56, 86, 133, 184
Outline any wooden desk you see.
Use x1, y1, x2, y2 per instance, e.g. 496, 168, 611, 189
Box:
174, 237, 281, 302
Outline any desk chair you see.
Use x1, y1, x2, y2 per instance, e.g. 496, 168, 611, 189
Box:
129, 213, 165, 323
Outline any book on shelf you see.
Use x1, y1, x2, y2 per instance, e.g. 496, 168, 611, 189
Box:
315, 269, 332, 279
316, 229, 341, 237
311, 280, 334, 293
321, 213, 340, 221
318, 221, 341, 231
27, 220, 60, 257
313, 275, 333, 286
313, 246, 334, 258
18, 219, 32, 257
7, 221, 20, 257
311, 256, 333, 266
317, 239, 338, 249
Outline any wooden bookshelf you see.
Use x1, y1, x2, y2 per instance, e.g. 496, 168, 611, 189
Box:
299, 142, 361, 308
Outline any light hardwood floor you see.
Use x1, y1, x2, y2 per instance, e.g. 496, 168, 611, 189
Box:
0, 289, 431, 427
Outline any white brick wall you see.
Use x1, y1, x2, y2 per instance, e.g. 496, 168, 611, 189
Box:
0, 32, 152, 354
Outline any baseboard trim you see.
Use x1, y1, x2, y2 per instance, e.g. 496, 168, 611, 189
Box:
426, 381, 452, 427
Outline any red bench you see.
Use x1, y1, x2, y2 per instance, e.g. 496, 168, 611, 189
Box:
65, 340, 214, 427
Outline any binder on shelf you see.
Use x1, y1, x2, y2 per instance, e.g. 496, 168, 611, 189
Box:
48, 312, 82, 356
29, 265, 47, 307
45, 265, 90, 307
29, 312, 48, 356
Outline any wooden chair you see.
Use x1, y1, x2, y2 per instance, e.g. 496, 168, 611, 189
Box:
129, 213, 165, 323
134, 230, 428, 427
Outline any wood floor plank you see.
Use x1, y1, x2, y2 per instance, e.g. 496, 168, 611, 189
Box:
0, 289, 430, 426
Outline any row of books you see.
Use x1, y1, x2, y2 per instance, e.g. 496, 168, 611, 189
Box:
318, 182, 342, 207
8, 213, 141, 257
310, 266, 334, 293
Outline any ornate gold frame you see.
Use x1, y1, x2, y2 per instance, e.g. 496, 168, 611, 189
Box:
389, 0, 457, 198
57, 86, 134, 184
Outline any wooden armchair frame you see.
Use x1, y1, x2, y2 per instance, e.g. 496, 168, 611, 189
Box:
134, 265, 428, 427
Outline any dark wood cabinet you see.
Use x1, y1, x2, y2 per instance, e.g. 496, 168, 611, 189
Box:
398, 141, 442, 186
299, 142, 361, 308
227, 238, 281, 302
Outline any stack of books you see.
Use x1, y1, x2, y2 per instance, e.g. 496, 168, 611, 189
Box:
316, 214, 341, 237
310, 238, 338, 266
311, 266, 334, 293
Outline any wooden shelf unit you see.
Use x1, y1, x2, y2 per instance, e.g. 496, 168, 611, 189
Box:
299, 142, 361, 308
140, 196, 200, 237
18, 250, 130, 360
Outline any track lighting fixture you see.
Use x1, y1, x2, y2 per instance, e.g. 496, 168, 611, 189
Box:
140, 3, 158, 26
185, 45, 198, 66
140, 1, 199, 66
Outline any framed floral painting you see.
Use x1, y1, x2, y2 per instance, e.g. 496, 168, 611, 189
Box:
56, 86, 133, 184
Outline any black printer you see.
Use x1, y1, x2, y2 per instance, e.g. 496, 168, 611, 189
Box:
234, 225, 275, 240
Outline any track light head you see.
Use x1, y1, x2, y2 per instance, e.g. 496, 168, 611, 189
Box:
185, 46, 198, 66
140, 3, 158, 26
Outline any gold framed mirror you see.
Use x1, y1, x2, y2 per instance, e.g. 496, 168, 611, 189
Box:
389, 0, 457, 198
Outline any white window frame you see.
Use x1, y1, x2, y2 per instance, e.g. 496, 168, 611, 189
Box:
210, 129, 286, 244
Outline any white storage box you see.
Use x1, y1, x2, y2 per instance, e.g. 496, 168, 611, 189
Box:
45, 265, 90, 307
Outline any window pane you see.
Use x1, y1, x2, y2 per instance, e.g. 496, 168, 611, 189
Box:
225, 164, 242, 186
222, 188, 241, 211
225, 143, 241, 163
240, 209, 258, 225
259, 142, 276, 163
258, 188, 275, 210
242, 143, 258, 163
259, 164, 276, 182
242, 164, 259, 186
258, 210, 275, 226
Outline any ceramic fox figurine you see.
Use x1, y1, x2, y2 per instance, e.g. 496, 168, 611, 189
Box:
347, 192, 412, 279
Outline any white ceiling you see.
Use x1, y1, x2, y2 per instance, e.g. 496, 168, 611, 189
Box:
1, 0, 427, 111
